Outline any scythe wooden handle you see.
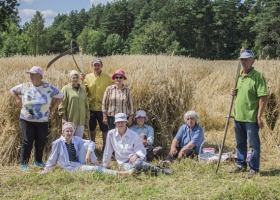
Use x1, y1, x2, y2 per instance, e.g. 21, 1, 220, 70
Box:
215, 59, 241, 174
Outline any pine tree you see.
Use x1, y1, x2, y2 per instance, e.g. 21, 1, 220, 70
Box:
253, 0, 280, 58
26, 11, 46, 56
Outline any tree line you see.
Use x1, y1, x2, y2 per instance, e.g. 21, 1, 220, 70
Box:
0, 0, 279, 59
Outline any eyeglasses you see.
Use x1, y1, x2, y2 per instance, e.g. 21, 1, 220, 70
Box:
115, 76, 123, 79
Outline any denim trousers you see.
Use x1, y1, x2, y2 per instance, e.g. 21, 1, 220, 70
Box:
78, 141, 97, 165
79, 165, 118, 175
78, 142, 117, 175
234, 120, 260, 172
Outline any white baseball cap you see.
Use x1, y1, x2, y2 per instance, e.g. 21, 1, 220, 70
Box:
239, 50, 254, 59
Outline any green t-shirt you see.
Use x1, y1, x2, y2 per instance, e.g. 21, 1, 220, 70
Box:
234, 68, 267, 122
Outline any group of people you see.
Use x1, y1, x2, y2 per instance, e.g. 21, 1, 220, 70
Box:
10, 50, 267, 179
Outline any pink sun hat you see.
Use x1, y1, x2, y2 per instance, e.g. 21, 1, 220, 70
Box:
112, 69, 127, 80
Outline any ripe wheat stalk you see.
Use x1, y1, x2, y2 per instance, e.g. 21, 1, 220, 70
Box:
0, 55, 279, 165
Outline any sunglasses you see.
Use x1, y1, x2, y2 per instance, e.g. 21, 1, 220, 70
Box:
115, 76, 123, 79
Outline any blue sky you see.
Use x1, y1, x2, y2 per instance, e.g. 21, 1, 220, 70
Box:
18, 0, 113, 27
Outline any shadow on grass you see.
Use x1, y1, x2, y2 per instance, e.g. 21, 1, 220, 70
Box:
260, 168, 280, 177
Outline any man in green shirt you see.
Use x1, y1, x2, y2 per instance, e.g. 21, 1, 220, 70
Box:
83, 58, 114, 151
230, 50, 268, 178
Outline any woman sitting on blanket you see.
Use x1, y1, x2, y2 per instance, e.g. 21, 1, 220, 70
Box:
164, 110, 204, 162
40, 122, 133, 175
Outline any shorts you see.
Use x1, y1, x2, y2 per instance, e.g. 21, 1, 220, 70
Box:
89, 111, 108, 132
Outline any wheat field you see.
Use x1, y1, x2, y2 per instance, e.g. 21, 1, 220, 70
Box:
0, 55, 279, 199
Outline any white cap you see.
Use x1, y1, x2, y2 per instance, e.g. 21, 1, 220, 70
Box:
114, 113, 128, 123
239, 50, 254, 59
134, 110, 148, 120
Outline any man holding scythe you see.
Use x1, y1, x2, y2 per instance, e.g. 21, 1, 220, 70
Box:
229, 50, 268, 178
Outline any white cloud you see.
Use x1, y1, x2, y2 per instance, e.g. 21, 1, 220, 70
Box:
19, 9, 58, 27
19, 9, 57, 18
20, 0, 35, 4
19, 9, 36, 18
41, 10, 58, 18
44, 18, 54, 27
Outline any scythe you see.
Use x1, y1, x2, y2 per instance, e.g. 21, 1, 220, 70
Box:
46, 39, 83, 73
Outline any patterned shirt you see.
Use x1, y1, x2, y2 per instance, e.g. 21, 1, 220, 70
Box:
10, 82, 64, 122
65, 142, 78, 162
102, 85, 133, 116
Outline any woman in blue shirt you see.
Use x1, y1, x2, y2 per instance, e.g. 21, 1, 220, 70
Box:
164, 110, 204, 162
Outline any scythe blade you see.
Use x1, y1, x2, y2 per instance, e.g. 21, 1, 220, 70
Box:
46, 47, 79, 71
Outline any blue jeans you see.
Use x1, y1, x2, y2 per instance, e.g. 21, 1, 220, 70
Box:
78, 142, 117, 175
234, 120, 260, 172
79, 165, 118, 175
78, 141, 97, 165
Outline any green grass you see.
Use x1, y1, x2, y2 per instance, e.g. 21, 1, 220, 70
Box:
1, 159, 279, 200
